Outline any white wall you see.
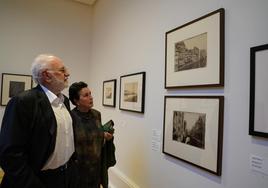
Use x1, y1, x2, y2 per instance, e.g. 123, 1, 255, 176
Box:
0, 0, 268, 188
0, 0, 93, 122
90, 0, 268, 188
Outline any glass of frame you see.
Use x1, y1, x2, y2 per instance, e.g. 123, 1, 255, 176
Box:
1, 73, 32, 106
119, 72, 146, 113
249, 44, 268, 138
165, 8, 225, 88
163, 96, 224, 175
102, 79, 116, 107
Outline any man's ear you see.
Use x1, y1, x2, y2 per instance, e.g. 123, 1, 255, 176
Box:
42, 70, 52, 83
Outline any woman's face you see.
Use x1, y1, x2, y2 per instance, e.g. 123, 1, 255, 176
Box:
76, 87, 93, 111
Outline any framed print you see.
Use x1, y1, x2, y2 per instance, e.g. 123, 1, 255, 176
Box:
163, 96, 224, 175
165, 8, 224, 88
119, 72, 146, 113
1, 73, 32, 106
249, 44, 268, 138
103, 79, 116, 107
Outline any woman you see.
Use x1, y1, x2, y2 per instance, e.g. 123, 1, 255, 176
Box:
69, 81, 115, 188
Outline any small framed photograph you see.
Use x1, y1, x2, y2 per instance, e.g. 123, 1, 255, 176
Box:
165, 8, 224, 88
102, 79, 116, 107
1, 73, 33, 106
163, 96, 224, 175
119, 72, 146, 113
249, 44, 268, 138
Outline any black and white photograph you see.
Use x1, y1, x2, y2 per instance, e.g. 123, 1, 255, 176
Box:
105, 87, 112, 99
172, 111, 206, 149
119, 72, 145, 113
165, 8, 224, 88
163, 96, 224, 175
9, 81, 26, 98
1, 73, 32, 106
124, 82, 138, 102
174, 33, 207, 72
102, 79, 116, 107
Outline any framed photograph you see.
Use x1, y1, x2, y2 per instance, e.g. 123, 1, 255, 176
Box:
102, 79, 116, 107
119, 72, 146, 113
165, 8, 224, 88
1, 73, 33, 106
163, 96, 224, 175
249, 44, 268, 138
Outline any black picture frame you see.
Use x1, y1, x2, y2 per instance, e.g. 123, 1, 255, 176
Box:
163, 96, 224, 175
119, 72, 146, 113
165, 8, 225, 88
249, 44, 268, 138
102, 79, 116, 107
1, 73, 33, 106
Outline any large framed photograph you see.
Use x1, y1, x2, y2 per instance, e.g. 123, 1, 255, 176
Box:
163, 96, 224, 175
119, 72, 146, 113
165, 8, 224, 88
249, 44, 268, 138
102, 79, 116, 107
1, 73, 33, 106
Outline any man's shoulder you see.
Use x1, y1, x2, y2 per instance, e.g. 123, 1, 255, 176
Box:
17, 86, 43, 100
9, 87, 46, 107
5, 86, 46, 111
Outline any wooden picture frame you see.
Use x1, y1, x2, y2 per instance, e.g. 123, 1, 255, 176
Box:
1, 73, 33, 106
165, 8, 224, 88
249, 44, 268, 138
102, 79, 116, 107
163, 96, 224, 175
119, 72, 146, 113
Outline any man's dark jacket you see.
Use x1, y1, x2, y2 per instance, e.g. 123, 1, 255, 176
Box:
0, 85, 71, 188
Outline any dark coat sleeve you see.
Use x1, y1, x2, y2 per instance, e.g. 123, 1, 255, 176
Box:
100, 137, 116, 188
0, 90, 50, 188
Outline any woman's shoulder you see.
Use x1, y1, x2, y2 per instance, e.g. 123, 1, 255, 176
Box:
90, 108, 101, 118
91, 108, 101, 115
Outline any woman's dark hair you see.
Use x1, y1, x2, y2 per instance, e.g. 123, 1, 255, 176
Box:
69, 81, 88, 105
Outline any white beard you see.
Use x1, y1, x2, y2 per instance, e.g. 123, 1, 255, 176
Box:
50, 75, 68, 93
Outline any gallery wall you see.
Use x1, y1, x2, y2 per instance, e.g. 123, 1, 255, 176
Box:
0, 0, 268, 188
90, 0, 268, 188
0, 0, 93, 121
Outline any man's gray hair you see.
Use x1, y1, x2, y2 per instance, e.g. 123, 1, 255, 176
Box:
31, 54, 57, 84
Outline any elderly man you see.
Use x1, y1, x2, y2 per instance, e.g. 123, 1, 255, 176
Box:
0, 54, 77, 188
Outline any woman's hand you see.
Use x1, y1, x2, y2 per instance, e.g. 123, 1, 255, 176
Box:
104, 132, 113, 141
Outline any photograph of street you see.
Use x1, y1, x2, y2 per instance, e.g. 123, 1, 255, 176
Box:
174, 33, 207, 72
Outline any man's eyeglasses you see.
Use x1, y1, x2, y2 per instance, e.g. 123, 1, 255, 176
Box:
47, 67, 68, 74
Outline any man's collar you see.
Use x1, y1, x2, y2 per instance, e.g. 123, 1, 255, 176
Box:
40, 85, 64, 105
